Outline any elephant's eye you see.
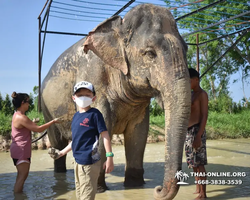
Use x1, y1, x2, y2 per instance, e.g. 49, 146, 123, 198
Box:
145, 48, 156, 59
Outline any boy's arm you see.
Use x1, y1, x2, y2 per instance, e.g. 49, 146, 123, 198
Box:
48, 141, 72, 160
101, 131, 114, 173
193, 92, 208, 149
198, 91, 208, 135
57, 141, 72, 159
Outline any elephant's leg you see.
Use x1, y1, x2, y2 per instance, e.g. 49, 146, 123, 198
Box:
124, 106, 149, 187
53, 140, 68, 173
96, 100, 112, 193
47, 124, 68, 172
97, 137, 109, 193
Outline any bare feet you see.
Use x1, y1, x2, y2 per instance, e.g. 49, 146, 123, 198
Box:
194, 193, 207, 199
193, 185, 200, 194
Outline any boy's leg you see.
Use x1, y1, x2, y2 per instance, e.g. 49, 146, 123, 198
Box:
193, 167, 200, 194
74, 161, 81, 200
185, 126, 198, 193
14, 162, 30, 193
196, 165, 207, 199
195, 130, 207, 199
76, 160, 101, 200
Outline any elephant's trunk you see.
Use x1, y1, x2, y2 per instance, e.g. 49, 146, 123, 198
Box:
154, 77, 191, 200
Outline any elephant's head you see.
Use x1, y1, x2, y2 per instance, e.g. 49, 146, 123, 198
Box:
84, 4, 191, 200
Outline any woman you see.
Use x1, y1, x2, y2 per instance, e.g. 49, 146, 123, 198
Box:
10, 92, 60, 193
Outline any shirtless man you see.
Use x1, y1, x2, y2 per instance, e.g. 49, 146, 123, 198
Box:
185, 68, 208, 199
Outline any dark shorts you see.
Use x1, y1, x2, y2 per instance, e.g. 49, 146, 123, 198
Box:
12, 158, 31, 166
185, 123, 207, 168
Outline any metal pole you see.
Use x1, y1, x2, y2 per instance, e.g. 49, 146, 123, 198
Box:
41, 0, 53, 65
196, 34, 199, 72
182, 10, 250, 38
41, 6, 50, 63
37, 0, 50, 113
41, 30, 88, 36
38, 0, 53, 112
176, 0, 225, 21
186, 27, 250, 46
200, 30, 249, 79
38, 0, 49, 18
38, 17, 42, 112
112, 0, 135, 16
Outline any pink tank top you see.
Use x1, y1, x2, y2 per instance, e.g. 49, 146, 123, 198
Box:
10, 112, 32, 160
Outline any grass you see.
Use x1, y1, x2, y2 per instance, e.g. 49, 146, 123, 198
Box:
149, 110, 250, 139
1, 110, 250, 140
149, 115, 165, 129
206, 110, 250, 139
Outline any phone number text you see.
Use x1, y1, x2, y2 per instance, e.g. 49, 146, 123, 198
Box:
195, 180, 243, 185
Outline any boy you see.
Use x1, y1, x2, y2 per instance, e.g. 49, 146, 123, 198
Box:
185, 68, 208, 199
49, 81, 114, 200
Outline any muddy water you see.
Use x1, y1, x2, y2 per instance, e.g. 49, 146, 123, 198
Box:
0, 139, 249, 200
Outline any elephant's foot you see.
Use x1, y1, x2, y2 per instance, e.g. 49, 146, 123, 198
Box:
124, 168, 145, 187
97, 183, 108, 193
54, 166, 67, 173
97, 171, 108, 193
54, 156, 67, 172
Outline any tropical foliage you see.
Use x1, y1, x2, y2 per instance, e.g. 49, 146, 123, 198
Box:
150, 1, 250, 138
1, 1, 250, 138
169, 0, 250, 108
150, 110, 250, 139
0, 86, 41, 136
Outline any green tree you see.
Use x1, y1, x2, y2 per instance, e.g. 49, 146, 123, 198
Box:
0, 93, 3, 111
149, 98, 163, 116
25, 86, 39, 113
166, 0, 250, 111
27, 93, 35, 112
0, 112, 12, 136
2, 94, 13, 115
33, 86, 39, 111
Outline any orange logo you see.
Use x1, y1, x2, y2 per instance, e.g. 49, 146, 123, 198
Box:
80, 118, 89, 127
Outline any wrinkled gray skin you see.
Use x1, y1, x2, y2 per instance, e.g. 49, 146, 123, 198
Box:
41, 4, 191, 200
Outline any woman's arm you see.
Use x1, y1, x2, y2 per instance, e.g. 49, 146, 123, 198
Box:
19, 115, 60, 133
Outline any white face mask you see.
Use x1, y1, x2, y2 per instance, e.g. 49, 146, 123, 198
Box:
74, 96, 93, 108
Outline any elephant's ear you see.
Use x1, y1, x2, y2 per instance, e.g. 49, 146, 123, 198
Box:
83, 16, 128, 75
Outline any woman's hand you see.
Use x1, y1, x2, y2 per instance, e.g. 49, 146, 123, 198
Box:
53, 117, 63, 123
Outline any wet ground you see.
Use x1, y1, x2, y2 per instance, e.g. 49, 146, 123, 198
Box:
0, 138, 250, 200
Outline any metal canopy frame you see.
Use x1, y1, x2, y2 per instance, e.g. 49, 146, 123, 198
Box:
37, 0, 250, 111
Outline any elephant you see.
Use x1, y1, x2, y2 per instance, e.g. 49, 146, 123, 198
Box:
41, 3, 191, 200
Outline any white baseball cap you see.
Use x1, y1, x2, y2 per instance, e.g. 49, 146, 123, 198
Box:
73, 81, 95, 94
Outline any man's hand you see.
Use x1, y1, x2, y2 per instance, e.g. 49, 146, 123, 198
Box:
103, 157, 114, 173
192, 137, 202, 149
